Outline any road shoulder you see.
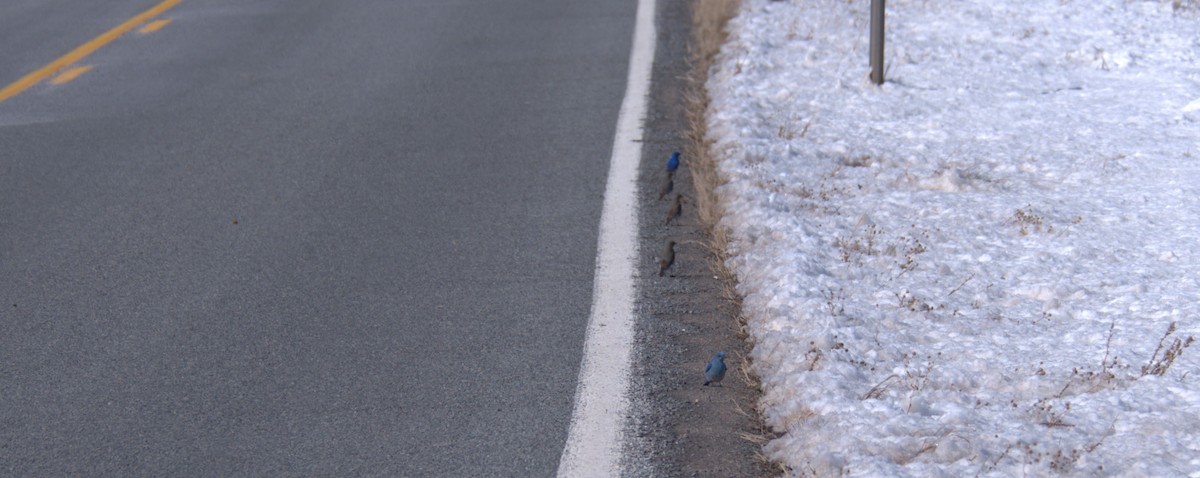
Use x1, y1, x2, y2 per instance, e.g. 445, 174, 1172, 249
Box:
623, 0, 778, 476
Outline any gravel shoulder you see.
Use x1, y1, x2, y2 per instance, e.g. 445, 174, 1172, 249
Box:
622, 1, 777, 476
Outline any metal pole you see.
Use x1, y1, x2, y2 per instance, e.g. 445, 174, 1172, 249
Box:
870, 0, 885, 85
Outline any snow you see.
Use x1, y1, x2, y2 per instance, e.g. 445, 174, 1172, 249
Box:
705, 0, 1200, 475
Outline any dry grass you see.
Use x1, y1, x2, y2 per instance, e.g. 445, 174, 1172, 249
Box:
685, 0, 740, 267
686, 0, 746, 366
1140, 321, 1195, 377
684, 0, 788, 475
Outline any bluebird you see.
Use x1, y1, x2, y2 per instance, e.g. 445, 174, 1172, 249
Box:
657, 174, 673, 200
704, 352, 727, 386
666, 151, 680, 173
658, 240, 675, 276
665, 194, 683, 225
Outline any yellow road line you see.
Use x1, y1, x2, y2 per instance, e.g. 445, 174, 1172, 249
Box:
0, 0, 182, 103
139, 18, 173, 34
49, 65, 94, 85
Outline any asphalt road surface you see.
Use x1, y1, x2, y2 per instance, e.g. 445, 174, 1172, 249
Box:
0, 0, 636, 475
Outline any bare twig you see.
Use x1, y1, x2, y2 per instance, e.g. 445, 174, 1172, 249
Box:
863, 374, 898, 400
947, 273, 975, 297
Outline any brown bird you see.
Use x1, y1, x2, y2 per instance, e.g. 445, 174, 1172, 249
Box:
657, 173, 674, 200
665, 193, 684, 225
658, 240, 676, 276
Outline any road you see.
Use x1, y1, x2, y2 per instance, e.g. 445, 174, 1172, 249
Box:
0, 0, 635, 475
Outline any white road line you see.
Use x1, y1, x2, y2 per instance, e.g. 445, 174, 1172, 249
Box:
556, 0, 656, 475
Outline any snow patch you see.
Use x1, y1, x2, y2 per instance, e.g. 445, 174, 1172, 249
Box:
709, 0, 1200, 475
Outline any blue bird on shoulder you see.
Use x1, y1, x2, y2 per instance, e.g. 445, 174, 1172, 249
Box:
666, 151, 680, 173
704, 352, 727, 386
